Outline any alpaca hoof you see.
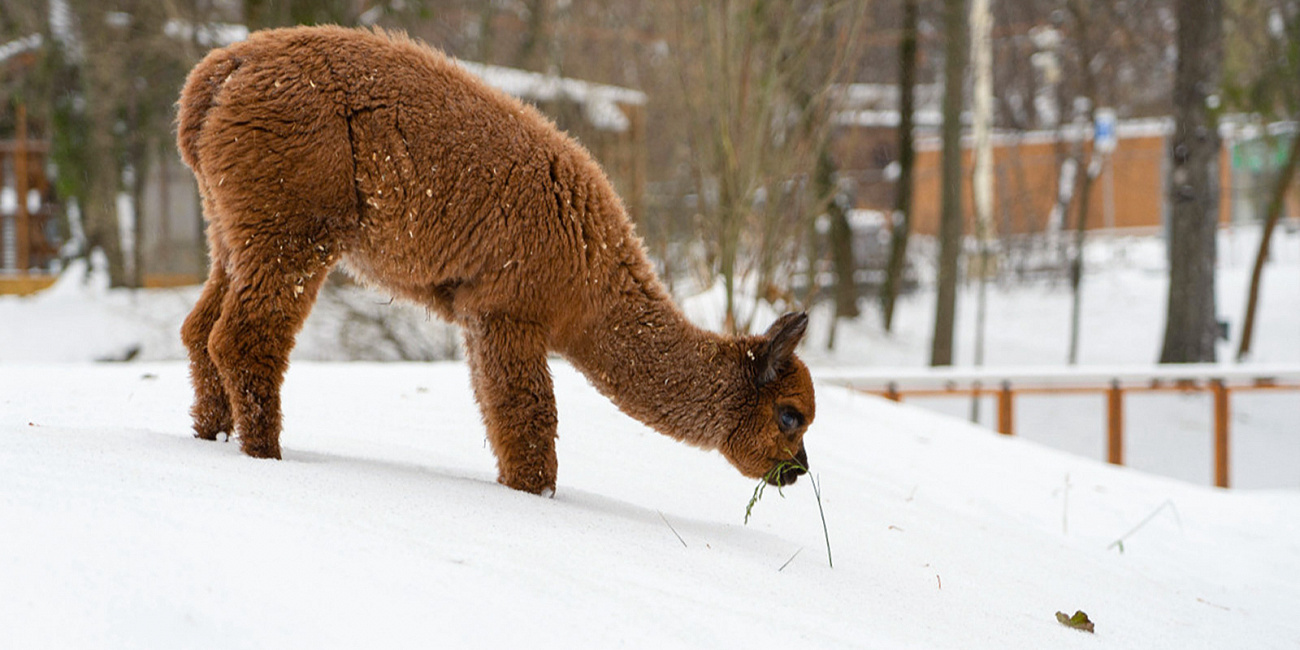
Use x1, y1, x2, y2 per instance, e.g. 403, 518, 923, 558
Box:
240, 439, 282, 460
194, 430, 232, 442
498, 474, 556, 496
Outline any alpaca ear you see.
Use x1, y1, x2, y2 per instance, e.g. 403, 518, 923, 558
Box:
757, 312, 808, 386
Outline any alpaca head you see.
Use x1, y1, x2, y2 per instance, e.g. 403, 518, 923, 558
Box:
720, 312, 816, 487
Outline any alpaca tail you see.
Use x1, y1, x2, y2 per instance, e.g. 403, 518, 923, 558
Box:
176, 47, 244, 174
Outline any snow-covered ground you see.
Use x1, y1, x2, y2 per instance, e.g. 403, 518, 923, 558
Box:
3, 362, 1298, 649
1, 225, 1297, 647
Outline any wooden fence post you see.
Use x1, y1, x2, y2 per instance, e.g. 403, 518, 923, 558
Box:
1212, 380, 1230, 488
997, 381, 1014, 435
1106, 380, 1124, 466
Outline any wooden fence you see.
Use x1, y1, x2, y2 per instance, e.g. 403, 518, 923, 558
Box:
817, 364, 1300, 488
2, 104, 58, 274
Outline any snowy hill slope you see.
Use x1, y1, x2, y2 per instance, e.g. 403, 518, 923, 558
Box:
2, 362, 1297, 649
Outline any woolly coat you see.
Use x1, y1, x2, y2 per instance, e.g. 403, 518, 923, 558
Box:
177, 26, 814, 493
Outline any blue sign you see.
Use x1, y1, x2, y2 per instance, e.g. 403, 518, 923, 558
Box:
1095, 108, 1117, 153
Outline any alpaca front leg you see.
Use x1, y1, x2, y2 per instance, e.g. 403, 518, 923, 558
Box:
465, 318, 558, 495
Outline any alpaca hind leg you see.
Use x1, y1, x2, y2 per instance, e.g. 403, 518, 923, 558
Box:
465, 317, 558, 495
208, 255, 330, 459
182, 250, 233, 440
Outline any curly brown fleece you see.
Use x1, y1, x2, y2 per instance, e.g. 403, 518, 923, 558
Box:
177, 25, 815, 494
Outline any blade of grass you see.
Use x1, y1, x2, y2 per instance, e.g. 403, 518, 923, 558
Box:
777, 547, 803, 572
742, 457, 834, 570
1107, 499, 1180, 552
744, 461, 793, 525
658, 511, 688, 548
811, 472, 832, 568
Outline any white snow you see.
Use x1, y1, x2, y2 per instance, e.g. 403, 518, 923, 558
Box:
1, 225, 1298, 647
2, 362, 1298, 649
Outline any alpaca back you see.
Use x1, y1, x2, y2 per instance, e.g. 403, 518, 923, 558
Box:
178, 26, 658, 332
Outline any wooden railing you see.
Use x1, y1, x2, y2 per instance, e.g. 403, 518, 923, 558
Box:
817, 364, 1300, 488
2, 103, 58, 273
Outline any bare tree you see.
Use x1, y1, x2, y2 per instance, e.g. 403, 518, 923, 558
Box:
1237, 131, 1299, 360
1159, 0, 1223, 364
666, 0, 865, 333
931, 0, 966, 366
1229, 0, 1300, 361
880, 0, 918, 333
515, 0, 553, 72
63, 2, 133, 287
1064, 0, 1101, 365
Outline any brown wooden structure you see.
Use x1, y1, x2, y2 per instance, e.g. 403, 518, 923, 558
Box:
1, 104, 59, 275
835, 117, 1300, 238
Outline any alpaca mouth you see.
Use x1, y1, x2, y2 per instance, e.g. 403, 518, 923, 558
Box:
766, 448, 809, 486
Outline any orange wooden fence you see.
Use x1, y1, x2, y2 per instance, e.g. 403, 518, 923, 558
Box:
819, 365, 1300, 488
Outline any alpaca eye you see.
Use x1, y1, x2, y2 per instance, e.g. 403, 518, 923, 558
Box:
777, 408, 803, 432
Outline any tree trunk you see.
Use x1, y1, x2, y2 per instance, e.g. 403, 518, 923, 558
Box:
477, 3, 498, 63
1236, 129, 1300, 361
816, 146, 859, 327
80, 13, 129, 288
517, 0, 552, 72
1067, 154, 1099, 364
1066, 0, 1099, 366
881, 0, 918, 333
82, 130, 128, 287
931, 0, 966, 367
1159, 0, 1223, 364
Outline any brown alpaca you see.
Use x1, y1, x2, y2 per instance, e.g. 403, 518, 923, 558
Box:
177, 26, 815, 495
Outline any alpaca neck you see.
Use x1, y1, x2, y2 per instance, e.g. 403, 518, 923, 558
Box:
557, 287, 744, 450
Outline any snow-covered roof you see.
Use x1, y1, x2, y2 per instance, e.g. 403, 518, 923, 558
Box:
0, 34, 43, 66
832, 83, 946, 128
833, 108, 946, 129
163, 20, 249, 48
833, 83, 944, 111
457, 61, 646, 133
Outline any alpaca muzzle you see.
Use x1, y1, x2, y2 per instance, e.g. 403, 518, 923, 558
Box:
767, 447, 809, 486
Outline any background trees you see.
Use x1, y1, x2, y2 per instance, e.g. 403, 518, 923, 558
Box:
660, 1, 867, 332
2, 0, 1294, 362
2, 0, 207, 287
